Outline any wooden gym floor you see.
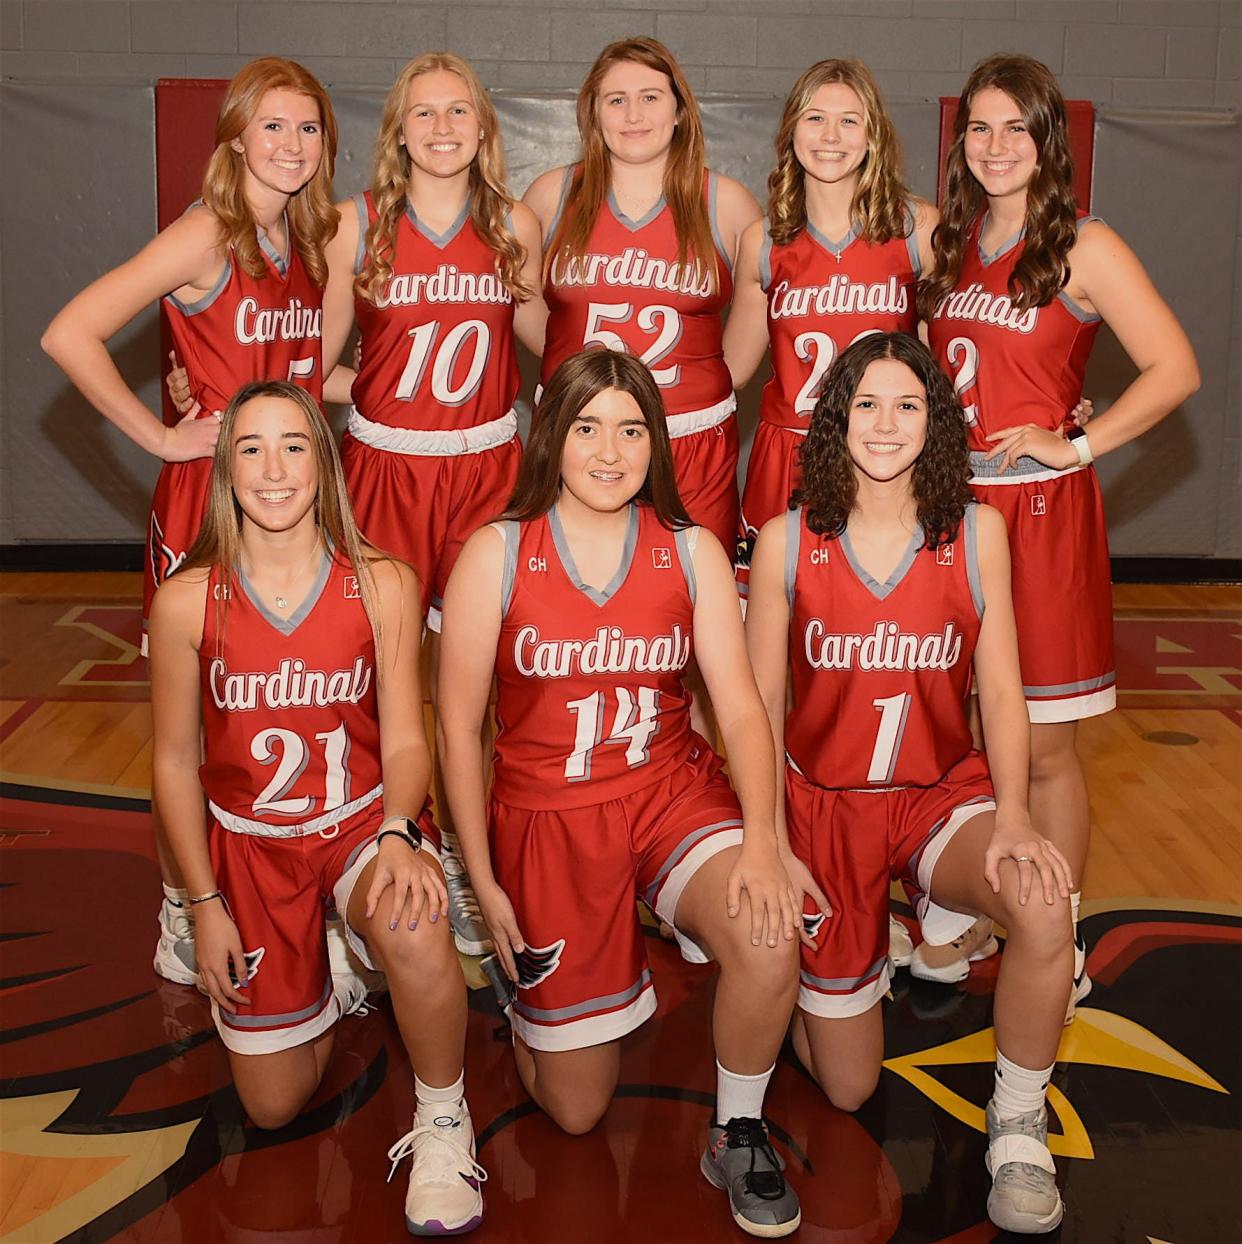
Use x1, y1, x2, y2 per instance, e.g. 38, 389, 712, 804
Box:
1, 573, 1238, 1243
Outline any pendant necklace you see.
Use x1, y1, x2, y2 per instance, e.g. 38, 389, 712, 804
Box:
272, 543, 320, 611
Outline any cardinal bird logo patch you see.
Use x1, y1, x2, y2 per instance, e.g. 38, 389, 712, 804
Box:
515, 939, 567, 989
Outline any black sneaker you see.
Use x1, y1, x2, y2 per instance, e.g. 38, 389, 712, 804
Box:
700, 1116, 801, 1238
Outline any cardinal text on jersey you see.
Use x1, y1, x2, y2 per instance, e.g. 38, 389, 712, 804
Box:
804, 619, 964, 672
514, 623, 692, 679
208, 656, 373, 712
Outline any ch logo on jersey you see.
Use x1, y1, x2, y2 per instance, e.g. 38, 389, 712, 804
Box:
343, 576, 360, 599
213, 582, 232, 601
802, 912, 827, 941
515, 939, 566, 990
937, 544, 955, 567
652, 547, 672, 570
528, 556, 548, 573
810, 546, 831, 566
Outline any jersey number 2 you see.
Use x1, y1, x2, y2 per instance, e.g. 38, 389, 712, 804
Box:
252, 723, 349, 816
583, 303, 682, 387
565, 687, 659, 781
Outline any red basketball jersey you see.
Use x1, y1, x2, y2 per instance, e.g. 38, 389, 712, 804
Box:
164, 221, 324, 417
760, 211, 920, 431
492, 505, 700, 810
784, 505, 983, 789
541, 170, 733, 417
198, 552, 383, 824
927, 216, 1102, 452
351, 193, 519, 431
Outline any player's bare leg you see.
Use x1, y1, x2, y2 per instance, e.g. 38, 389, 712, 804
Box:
513, 1039, 621, 1135
348, 854, 485, 1235
930, 808, 1072, 1234
226, 1029, 336, 1130
430, 631, 494, 956
791, 1005, 885, 1113
676, 846, 802, 1238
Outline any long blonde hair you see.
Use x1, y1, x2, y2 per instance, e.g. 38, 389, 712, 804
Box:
767, 58, 910, 248
356, 53, 532, 305
201, 57, 338, 286
181, 381, 387, 663
546, 38, 717, 291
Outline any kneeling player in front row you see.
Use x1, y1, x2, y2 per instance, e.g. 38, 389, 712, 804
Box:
149, 380, 484, 1237
438, 350, 803, 1239
746, 334, 1075, 1235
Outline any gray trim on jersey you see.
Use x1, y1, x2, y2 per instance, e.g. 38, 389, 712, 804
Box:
405, 199, 469, 249
903, 200, 922, 277
673, 525, 698, 604
801, 956, 888, 992
758, 225, 774, 292
607, 186, 666, 232
839, 525, 921, 600
166, 256, 231, 316
976, 213, 1023, 266
514, 968, 652, 1022
1055, 214, 1105, 321
238, 549, 332, 635
1023, 671, 1116, 697
783, 506, 802, 607
257, 217, 290, 278
707, 170, 730, 268
807, 216, 859, 258
352, 193, 369, 276
225, 975, 333, 1028
545, 165, 574, 246
498, 520, 520, 618
548, 503, 639, 607
962, 502, 985, 618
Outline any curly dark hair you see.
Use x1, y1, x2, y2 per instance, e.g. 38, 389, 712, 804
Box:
793, 332, 973, 549
918, 53, 1079, 320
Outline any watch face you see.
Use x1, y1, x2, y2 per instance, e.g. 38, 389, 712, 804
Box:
402, 817, 423, 847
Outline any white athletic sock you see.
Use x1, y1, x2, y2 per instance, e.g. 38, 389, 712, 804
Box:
162, 882, 189, 907
992, 1051, 1052, 1121
715, 1061, 774, 1126
415, 1072, 465, 1115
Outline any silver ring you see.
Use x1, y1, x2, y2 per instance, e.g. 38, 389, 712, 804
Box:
1015, 855, 1034, 863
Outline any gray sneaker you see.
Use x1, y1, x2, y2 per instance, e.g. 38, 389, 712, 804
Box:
700, 1117, 801, 1238
440, 844, 493, 957
985, 1101, 1065, 1233
153, 897, 198, 986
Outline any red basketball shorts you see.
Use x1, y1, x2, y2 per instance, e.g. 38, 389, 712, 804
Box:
970, 459, 1115, 722
208, 793, 440, 1054
669, 412, 740, 556
736, 421, 804, 595
143, 456, 214, 650
488, 743, 744, 1052
785, 751, 995, 1018
341, 426, 520, 632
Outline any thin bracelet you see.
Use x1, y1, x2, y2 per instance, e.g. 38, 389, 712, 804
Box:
189, 890, 223, 906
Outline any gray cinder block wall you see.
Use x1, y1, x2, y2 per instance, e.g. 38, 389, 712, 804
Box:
2, 0, 1240, 555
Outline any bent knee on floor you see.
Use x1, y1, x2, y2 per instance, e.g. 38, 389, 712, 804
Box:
818, 1067, 879, 1114
542, 1093, 611, 1136
240, 1091, 308, 1131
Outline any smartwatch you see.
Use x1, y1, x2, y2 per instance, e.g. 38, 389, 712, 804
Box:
377, 816, 423, 854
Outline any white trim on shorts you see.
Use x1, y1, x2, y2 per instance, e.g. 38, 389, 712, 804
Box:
212, 975, 338, 1055
650, 823, 745, 965
511, 974, 658, 1053
346, 407, 518, 457
913, 796, 997, 944
209, 784, 384, 839
665, 394, 736, 440
799, 956, 892, 1020
1027, 684, 1117, 723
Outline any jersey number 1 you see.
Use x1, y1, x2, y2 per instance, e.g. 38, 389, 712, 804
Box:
868, 693, 911, 784
565, 687, 660, 782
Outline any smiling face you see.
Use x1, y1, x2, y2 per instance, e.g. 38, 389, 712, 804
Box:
846, 359, 929, 485
558, 386, 652, 515
793, 81, 869, 188
963, 85, 1038, 203
400, 68, 481, 181
596, 60, 678, 167
231, 88, 324, 202
231, 394, 319, 535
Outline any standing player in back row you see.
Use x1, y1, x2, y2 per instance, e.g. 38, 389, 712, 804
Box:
42, 57, 340, 991
524, 37, 761, 553
922, 54, 1199, 1018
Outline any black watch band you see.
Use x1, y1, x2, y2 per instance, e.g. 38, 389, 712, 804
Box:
377, 816, 423, 854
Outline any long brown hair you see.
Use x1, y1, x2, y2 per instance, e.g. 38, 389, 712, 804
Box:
794, 332, 972, 549
918, 53, 1078, 319
545, 38, 717, 291
356, 52, 533, 304
201, 57, 338, 286
505, 351, 691, 529
181, 381, 387, 661
768, 58, 910, 248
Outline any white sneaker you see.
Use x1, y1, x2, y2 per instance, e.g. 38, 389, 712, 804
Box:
909, 917, 999, 984
441, 844, 494, 957
387, 1099, 487, 1236
888, 915, 914, 968
1064, 934, 1092, 1025
153, 897, 198, 986
985, 1100, 1064, 1233
327, 919, 372, 1018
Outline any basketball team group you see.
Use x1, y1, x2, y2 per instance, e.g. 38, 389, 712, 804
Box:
41, 35, 1199, 1239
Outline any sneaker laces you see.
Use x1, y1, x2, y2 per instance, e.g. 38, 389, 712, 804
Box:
441, 854, 484, 922
721, 1117, 786, 1201
386, 1119, 489, 1189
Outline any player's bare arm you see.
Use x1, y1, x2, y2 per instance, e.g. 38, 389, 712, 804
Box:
713, 173, 763, 268
521, 165, 570, 247
722, 218, 770, 390
321, 198, 361, 405
511, 201, 550, 357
